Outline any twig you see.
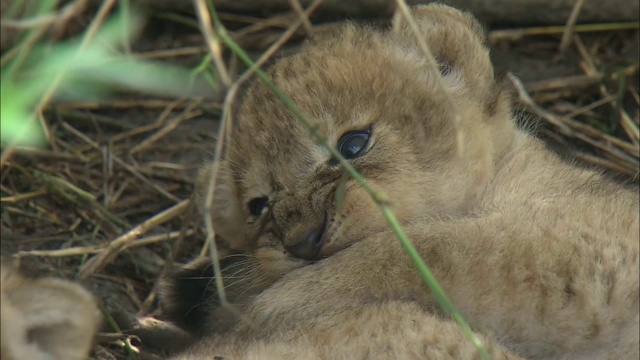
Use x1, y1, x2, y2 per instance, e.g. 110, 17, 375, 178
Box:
130, 105, 203, 154
109, 102, 181, 142
60, 121, 181, 202
234, 0, 324, 87
1, 189, 47, 203
1, 0, 89, 34
572, 35, 640, 145
571, 150, 638, 178
509, 74, 573, 135
525, 74, 601, 93
16, 245, 101, 258
489, 22, 640, 43
79, 199, 191, 279
193, 0, 231, 86
559, 0, 585, 53
287, 0, 313, 35
135, 46, 206, 60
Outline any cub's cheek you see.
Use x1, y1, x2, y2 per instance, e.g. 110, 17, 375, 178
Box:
254, 246, 307, 283
321, 183, 388, 257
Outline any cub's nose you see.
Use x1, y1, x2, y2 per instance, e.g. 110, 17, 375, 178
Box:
285, 225, 325, 260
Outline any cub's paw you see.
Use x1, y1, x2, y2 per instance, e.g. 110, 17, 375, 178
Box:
160, 253, 270, 335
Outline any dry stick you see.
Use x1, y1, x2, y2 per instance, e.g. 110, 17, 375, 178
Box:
619, 111, 639, 146
209, 3, 490, 359
186, 11, 246, 295
53, 136, 91, 162
513, 75, 628, 150
489, 22, 640, 43
194, 0, 231, 87
79, 199, 191, 279
287, 0, 314, 35
628, 84, 640, 106
235, 0, 325, 86
208, 0, 325, 147
572, 133, 638, 171
17, 246, 101, 258
1, 189, 48, 203
5, 206, 62, 225
559, 0, 585, 53
564, 116, 638, 156
116, 157, 181, 202
531, 92, 637, 155
60, 121, 181, 202
525, 74, 602, 93
572, 35, 640, 146
510, 74, 638, 173
130, 106, 203, 154
564, 94, 616, 119
509, 74, 573, 135
102, 143, 113, 207
231, 13, 297, 40
543, 130, 635, 176
135, 46, 206, 60
109, 101, 182, 142
125, 279, 144, 310
12, 146, 88, 162
571, 151, 638, 178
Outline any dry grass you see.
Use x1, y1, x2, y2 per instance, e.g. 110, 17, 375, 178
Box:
0, 1, 638, 359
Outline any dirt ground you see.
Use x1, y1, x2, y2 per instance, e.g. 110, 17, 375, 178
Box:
1, 4, 638, 360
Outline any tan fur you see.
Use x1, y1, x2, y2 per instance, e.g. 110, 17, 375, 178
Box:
178, 4, 639, 359
174, 301, 522, 360
1, 4, 635, 360
0, 262, 101, 360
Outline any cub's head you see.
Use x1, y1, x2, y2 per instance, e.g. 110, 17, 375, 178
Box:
163, 4, 516, 332
205, 4, 514, 261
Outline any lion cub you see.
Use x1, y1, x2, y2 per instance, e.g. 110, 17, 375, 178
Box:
0, 261, 101, 360
163, 4, 639, 359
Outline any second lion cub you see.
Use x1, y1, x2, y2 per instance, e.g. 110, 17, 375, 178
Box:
164, 4, 639, 359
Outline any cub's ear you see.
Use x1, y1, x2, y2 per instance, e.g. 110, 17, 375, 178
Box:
392, 4, 496, 105
1, 264, 102, 360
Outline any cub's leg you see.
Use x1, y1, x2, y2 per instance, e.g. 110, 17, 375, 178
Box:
160, 253, 285, 335
172, 301, 524, 360
242, 207, 639, 359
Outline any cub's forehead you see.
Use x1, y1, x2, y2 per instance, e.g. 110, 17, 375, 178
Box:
227, 24, 442, 181
231, 35, 380, 160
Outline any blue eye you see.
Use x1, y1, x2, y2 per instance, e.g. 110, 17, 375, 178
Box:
337, 130, 371, 160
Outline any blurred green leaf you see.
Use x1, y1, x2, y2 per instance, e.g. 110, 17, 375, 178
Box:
1, 4, 214, 148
